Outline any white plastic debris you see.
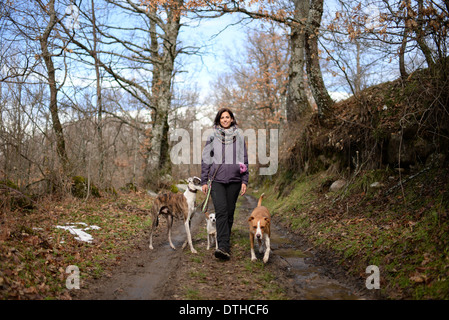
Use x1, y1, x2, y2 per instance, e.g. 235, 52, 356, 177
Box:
55, 223, 101, 243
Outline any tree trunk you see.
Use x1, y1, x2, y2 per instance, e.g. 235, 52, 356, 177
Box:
354, 40, 362, 94
399, 27, 409, 81
91, 0, 105, 186
304, 0, 333, 117
286, 0, 311, 123
414, 0, 435, 69
145, 2, 181, 183
40, 0, 70, 174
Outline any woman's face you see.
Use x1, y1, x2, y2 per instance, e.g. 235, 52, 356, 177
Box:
219, 111, 233, 129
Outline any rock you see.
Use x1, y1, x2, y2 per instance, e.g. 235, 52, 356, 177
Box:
147, 190, 158, 197
387, 134, 433, 167
370, 181, 385, 188
329, 179, 346, 192
414, 137, 434, 163
387, 133, 415, 166
426, 152, 445, 167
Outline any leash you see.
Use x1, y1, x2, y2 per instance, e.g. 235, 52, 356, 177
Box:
201, 163, 222, 215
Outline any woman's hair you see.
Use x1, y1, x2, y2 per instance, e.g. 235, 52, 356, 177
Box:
213, 108, 237, 127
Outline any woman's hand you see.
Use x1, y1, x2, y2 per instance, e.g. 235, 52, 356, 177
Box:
202, 184, 208, 194
240, 183, 247, 196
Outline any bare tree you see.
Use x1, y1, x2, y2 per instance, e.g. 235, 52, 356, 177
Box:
3, 0, 71, 176
286, 0, 311, 122
304, 0, 333, 116
211, 26, 289, 130
193, 0, 334, 120
40, 0, 71, 174
61, 0, 191, 187
89, 0, 106, 186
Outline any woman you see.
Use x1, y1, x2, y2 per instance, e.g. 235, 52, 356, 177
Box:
201, 108, 249, 260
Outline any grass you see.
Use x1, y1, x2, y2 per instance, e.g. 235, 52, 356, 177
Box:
177, 202, 289, 300
0, 191, 153, 299
257, 167, 449, 299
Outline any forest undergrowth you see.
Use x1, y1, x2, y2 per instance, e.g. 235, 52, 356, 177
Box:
0, 191, 152, 299
258, 165, 449, 299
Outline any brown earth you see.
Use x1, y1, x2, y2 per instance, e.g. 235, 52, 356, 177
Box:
71, 195, 378, 300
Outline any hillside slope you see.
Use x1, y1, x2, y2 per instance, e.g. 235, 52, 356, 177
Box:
279, 61, 449, 180
258, 63, 449, 299
258, 165, 449, 299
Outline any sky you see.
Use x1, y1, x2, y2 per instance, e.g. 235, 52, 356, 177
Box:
176, 6, 357, 106
177, 13, 254, 102
60, 0, 392, 118
174, 0, 406, 107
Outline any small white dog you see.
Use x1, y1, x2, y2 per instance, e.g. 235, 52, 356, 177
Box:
205, 212, 218, 250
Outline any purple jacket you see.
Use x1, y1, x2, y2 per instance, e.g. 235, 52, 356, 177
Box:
201, 132, 249, 186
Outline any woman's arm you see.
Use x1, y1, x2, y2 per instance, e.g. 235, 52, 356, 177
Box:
240, 183, 247, 196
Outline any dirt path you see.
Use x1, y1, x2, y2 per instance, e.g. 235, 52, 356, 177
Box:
72, 207, 205, 300
73, 195, 375, 300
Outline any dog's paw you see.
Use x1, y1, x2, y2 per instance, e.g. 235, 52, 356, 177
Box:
251, 250, 257, 262
149, 245, 154, 250
191, 248, 198, 254
263, 254, 270, 264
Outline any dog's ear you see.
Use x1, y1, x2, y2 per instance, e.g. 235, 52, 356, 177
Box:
205, 211, 209, 218
248, 216, 254, 222
264, 217, 271, 224
192, 176, 201, 185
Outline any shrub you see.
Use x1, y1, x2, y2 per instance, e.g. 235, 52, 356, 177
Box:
71, 176, 100, 199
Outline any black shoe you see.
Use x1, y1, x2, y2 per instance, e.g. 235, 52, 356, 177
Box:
214, 248, 231, 261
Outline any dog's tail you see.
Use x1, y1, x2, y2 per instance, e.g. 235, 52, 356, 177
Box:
257, 193, 265, 207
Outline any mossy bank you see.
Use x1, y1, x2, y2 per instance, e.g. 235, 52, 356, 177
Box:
257, 166, 449, 299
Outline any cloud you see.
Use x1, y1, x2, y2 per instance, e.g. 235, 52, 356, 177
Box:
329, 91, 352, 102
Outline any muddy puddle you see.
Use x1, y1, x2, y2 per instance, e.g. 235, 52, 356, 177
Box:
76, 194, 369, 300
270, 224, 364, 300
243, 195, 366, 300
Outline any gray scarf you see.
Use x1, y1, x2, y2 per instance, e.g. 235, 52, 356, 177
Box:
214, 125, 238, 145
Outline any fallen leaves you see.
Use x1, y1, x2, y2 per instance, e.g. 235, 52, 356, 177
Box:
173, 213, 287, 300
262, 165, 449, 299
0, 192, 153, 300
410, 273, 428, 283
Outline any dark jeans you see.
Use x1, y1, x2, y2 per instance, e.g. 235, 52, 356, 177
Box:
211, 181, 241, 252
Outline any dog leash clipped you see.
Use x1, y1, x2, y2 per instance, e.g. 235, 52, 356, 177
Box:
201, 182, 212, 215
201, 163, 222, 215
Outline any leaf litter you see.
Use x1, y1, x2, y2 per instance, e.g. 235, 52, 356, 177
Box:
0, 191, 152, 300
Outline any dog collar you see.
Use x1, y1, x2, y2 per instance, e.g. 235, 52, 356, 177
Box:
188, 187, 198, 193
